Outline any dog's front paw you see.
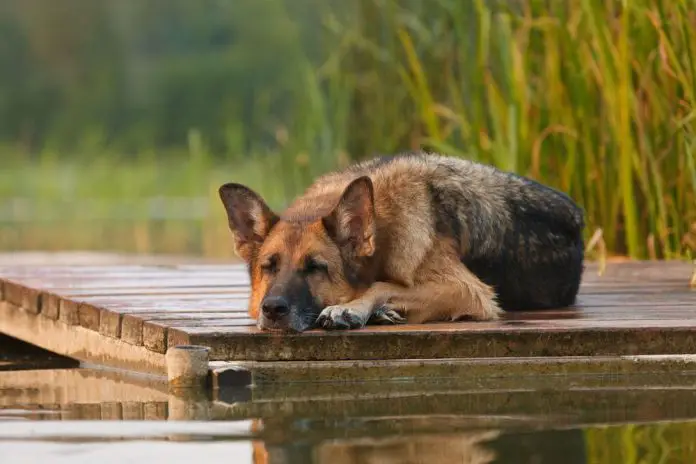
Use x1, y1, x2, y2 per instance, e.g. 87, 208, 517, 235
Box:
370, 303, 407, 325
316, 305, 369, 330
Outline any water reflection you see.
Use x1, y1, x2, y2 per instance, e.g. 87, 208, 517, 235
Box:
2, 367, 696, 463
251, 420, 696, 464
258, 429, 502, 464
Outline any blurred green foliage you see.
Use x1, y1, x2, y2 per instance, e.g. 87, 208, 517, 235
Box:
584, 420, 696, 464
0, 0, 694, 259
0, 0, 345, 157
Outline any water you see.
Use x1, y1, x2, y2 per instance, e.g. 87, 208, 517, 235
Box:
2, 336, 696, 463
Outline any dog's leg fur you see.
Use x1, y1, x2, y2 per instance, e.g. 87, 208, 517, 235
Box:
315, 282, 405, 329
379, 254, 501, 324
316, 239, 501, 329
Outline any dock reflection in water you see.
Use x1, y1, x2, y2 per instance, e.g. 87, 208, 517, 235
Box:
2, 364, 696, 463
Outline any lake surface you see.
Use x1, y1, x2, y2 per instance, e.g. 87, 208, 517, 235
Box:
2, 334, 696, 464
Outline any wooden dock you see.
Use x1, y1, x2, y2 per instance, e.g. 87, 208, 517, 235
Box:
0, 254, 695, 380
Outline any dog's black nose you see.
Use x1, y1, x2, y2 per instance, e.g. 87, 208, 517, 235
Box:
261, 296, 290, 320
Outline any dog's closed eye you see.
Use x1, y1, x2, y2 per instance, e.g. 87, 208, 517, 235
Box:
303, 256, 329, 275
260, 254, 279, 274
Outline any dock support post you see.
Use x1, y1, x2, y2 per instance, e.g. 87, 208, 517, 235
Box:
166, 345, 212, 421
165, 345, 210, 389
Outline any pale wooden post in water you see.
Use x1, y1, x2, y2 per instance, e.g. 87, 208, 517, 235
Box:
166, 344, 211, 388
166, 345, 213, 421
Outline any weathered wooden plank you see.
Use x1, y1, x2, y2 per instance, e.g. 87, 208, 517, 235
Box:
78, 302, 101, 331
86, 297, 249, 310
0, 301, 167, 374
119, 311, 254, 321
580, 280, 691, 288
121, 402, 145, 420
100, 402, 124, 420
138, 318, 257, 354
42, 293, 61, 320
59, 298, 100, 329
173, 264, 247, 271
99, 310, 122, 339
0, 263, 248, 294
0, 265, 244, 277
58, 298, 80, 325
143, 321, 168, 353
583, 264, 691, 274
121, 314, 145, 346
0, 265, 151, 274
45, 287, 250, 297
106, 308, 252, 345
169, 316, 696, 336
578, 285, 694, 294
575, 293, 696, 306
37, 294, 249, 324
2, 259, 695, 369
94, 298, 250, 342
0, 279, 43, 313
211, 354, 696, 386
165, 318, 255, 328
168, 319, 696, 362
14, 277, 249, 290
119, 310, 252, 347
143, 401, 168, 420
29, 282, 695, 343
505, 308, 696, 321
10, 267, 681, 289
114, 303, 696, 351
70, 291, 695, 319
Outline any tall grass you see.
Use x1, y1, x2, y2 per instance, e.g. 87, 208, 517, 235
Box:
331, 0, 696, 260
2, 0, 695, 260
584, 420, 696, 463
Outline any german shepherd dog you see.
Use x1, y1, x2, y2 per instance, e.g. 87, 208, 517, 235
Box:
219, 152, 585, 332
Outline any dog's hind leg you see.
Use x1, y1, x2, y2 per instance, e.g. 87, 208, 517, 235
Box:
374, 253, 502, 324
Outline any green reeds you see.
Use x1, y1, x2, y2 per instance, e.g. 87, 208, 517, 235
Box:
584, 420, 696, 463
334, 0, 696, 259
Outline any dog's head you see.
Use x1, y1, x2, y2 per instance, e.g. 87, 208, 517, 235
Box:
218, 177, 376, 332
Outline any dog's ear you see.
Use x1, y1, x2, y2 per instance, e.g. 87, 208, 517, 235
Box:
218, 183, 278, 262
323, 176, 376, 257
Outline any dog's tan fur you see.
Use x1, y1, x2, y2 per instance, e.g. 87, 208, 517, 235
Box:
219, 152, 585, 332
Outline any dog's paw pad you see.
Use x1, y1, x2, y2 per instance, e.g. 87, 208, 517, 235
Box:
316, 306, 367, 330
371, 304, 407, 325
